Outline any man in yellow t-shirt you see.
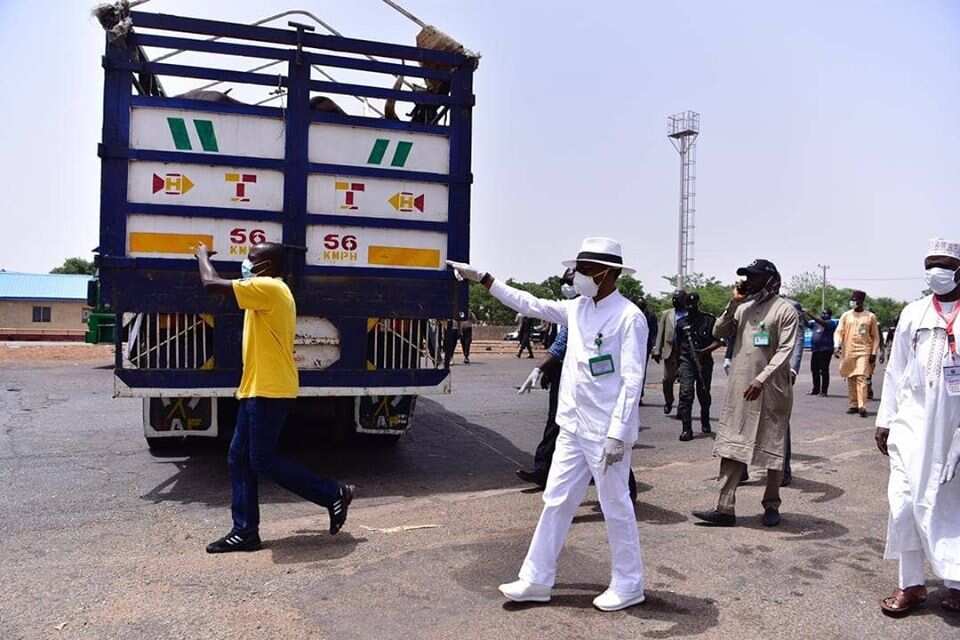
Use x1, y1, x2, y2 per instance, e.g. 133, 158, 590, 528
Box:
195, 242, 354, 553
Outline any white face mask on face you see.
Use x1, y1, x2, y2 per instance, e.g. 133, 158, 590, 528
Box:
241, 258, 255, 280
926, 267, 960, 296
573, 270, 607, 298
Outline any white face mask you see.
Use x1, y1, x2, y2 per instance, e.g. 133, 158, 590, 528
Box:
241, 258, 255, 280
573, 270, 607, 298
849, 300, 857, 310
560, 283, 578, 299
925, 267, 960, 295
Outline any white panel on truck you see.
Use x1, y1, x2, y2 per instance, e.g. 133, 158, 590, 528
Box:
306, 225, 447, 271
126, 214, 283, 261
129, 107, 286, 158
306, 175, 448, 223
309, 123, 449, 174
127, 161, 284, 211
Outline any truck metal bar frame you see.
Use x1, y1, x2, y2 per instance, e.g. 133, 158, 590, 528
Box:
98, 11, 476, 394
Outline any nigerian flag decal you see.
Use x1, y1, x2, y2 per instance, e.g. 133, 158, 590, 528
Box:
367, 138, 413, 167
167, 117, 220, 152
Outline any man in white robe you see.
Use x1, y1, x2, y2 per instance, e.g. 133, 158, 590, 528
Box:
447, 237, 647, 612
876, 237, 960, 616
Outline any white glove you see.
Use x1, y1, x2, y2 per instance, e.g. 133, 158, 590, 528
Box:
603, 437, 625, 471
518, 367, 543, 394
939, 429, 960, 484
446, 260, 487, 283
723, 358, 732, 375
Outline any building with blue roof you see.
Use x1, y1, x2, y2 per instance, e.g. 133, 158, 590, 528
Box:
0, 272, 92, 340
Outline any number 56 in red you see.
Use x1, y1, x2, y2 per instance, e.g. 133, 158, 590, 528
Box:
323, 234, 358, 251
230, 228, 267, 244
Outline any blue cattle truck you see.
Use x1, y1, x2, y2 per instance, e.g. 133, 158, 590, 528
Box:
92, 5, 477, 452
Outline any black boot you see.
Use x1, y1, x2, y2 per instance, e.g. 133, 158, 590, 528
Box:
700, 416, 711, 434
516, 468, 548, 487
679, 428, 693, 442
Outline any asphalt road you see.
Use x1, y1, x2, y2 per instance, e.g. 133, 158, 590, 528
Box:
1, 351, 958, 639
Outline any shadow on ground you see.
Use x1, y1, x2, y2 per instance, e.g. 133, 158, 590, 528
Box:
503, 587, 720, 638
139, 398, 531, 508
452, 536, 720, 638
739, 513, 849, 541
266, 530, 367, 565
578, 481, 688, 526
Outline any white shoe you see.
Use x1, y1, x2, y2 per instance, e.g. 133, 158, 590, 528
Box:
498, 579, 552, 603
592, 588, 646, 611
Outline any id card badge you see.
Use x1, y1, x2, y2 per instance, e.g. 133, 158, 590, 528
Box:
753, 330, 770, 347
944, 364, 960, 397
589, 354, 615, 377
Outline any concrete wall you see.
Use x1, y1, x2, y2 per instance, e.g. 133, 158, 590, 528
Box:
473, 325, 515, 341
0, 299, 89, 339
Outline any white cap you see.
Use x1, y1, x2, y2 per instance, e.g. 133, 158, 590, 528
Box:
927, 238, 960, 261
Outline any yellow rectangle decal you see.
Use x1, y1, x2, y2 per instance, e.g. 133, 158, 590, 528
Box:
367, 245, 441, 268
129, 232, 213, 255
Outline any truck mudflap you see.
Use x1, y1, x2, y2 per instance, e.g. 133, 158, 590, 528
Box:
144, 397, 218, 439
355, 395, 417, 435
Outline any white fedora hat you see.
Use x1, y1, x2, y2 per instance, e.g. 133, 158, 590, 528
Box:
562, 237, 636, 275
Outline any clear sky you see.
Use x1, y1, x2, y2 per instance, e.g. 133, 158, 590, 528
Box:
1, 0, 957, 300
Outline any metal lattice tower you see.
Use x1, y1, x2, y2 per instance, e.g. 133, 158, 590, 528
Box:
667, 111, 700, 288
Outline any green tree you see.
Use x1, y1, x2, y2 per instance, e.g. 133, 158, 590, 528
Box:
869, 296, 907, 329
656, 273, 732, 316
786, 271, 824, 297
468, 279, 560, 325
616, 274, 647, 306
51, 257, 95, 275
542, 275, 565, 300
469, 282, 511, 324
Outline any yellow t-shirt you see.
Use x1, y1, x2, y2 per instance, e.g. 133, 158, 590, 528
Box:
232, 277, 299, 399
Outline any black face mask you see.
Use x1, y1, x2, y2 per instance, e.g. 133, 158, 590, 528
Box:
738, 279, 761, 296
739, 274, 775, 297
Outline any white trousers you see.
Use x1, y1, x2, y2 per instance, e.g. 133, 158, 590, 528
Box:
899, 550, 960, 590
518, 428, 645, 595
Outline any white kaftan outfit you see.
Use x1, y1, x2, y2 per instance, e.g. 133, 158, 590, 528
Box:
489, 280, 647, 595
877, 295, 960, 584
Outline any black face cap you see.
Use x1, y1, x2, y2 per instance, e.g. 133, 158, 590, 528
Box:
736, 259, 779, 278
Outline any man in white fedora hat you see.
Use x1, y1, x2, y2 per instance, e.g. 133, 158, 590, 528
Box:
447, 237, 648, 612
876, 237, 960, 617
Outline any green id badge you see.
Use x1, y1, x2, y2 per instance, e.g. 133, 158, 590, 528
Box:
589, 354, 615, 377
753, 330, 770, 347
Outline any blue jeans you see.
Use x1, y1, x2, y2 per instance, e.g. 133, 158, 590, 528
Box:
229, 398, 340, 536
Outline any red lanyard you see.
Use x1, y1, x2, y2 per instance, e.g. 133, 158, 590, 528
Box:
933, 297, 960, 354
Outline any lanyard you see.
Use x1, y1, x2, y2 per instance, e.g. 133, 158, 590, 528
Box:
933, 297, 960, 354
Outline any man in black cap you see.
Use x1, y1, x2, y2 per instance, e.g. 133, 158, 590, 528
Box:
693, 259, 799, 527
675, 292, 723, 441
